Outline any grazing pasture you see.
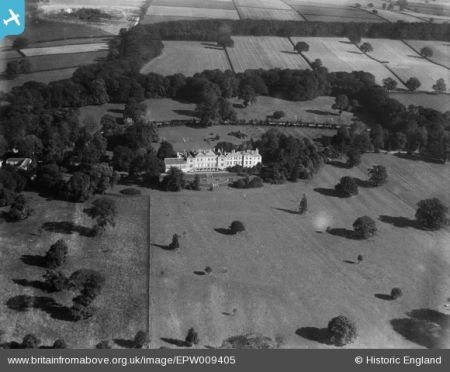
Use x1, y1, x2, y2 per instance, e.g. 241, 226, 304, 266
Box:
226, 36, 310, 72
140, 41, 232, 76
152, 0, 236, 10
367, 39, 450, 91
149, 153, 450, 348
234, 0, 292, 10
375, 9, 427, 23
402, 10, 450, 23
0, 194, 149, 348
145, 5, 240, 20
237, 7, 303, 20
290, 37, 404, 88
404, 40, 450, 69
389, 92, 450, 113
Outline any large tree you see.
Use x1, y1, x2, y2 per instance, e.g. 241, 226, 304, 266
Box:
85, 197, 117, 235
294, 41, 309, 54
335, 176, 358, 197
432, 78, 447, 94
415, 198, 448, 230
406, 77, 421, 92
420, 46, 433, 58
328, 316, 357, 346
353, 216, 377, 239
382, 77, 398, 91
332, 95, 350, 115
359, 42, 373, 54
368, 165, 388, 186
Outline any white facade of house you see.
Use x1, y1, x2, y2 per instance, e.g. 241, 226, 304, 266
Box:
164, 148, 262, 173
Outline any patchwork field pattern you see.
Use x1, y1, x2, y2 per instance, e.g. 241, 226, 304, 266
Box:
226, 36, 311, 72
405, 40, 450, 69
40, 0, 145, 11
367, 39, 450, 91
140, 41, 232, 76
375, 9, 427, 23
290, 37, 404, 87
234, 0, 291, 9
402, 10, 450, 23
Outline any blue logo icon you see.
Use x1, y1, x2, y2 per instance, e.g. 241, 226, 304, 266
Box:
1, 0, 25, 39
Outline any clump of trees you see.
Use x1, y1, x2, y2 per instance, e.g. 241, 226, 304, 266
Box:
432, 78, 447, 94
390, 287, 403, 300
84, 197, 117, 235
229, 220, 245, 234
231, 176, 263, 189
335, 176, 358, 197
134, 331, 149, 349
7, 195, 33, 222
327, 315, 357, 346
415, 198, 448, 230
45, 239, 68, 269
353, 216, 377, 239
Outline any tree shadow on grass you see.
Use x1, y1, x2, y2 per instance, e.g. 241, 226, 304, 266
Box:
296, 327, 335, 346
214, 228, 234, 235
160, 338, 188, 347
306, 109, 338, 116
6, 295, 74, 321
327, 160, 350, 169
173, 109, 196, 117
273, 207, 299, 215
151, 243, 173, 251
326, 228, 358, 240
379, 215, 420, 229
313, 187, 342, 198
12, 278, 51, 293
343, 260, 356, 264
193, 271, 206, 276
391, 309, 450, 349
20, 255, 47, 268
353, 178, 374, 188
42, 221, 95, 237
375, 293, 393, 301
113, 339, 136, 349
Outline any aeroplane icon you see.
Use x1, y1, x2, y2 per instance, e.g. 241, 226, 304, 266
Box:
3, 9, 20, 27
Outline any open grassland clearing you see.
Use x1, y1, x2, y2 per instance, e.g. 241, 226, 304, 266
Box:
367, 39, 450, 92
290, 37, 404, 88
0, 193, 149, 348
236, 7, 303, 20
140, 41, 232, 76
405, 40, 450, 69
227, 37, 310, 72
389, 92, 450, 113
149, 153, 450, 348
21, 43, 109, 57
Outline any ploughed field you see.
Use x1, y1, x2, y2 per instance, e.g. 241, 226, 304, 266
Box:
149, 153, 450, 348
0, 194, 149, 348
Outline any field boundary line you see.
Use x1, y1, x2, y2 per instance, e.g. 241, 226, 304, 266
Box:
401, 40, 450, 71
281, 0, 308, 21
360, 8, 391, 23
223, 46, 236, 73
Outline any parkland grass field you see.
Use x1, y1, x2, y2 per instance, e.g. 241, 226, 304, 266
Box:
149, 153, 450, 348
0, 193, 149, 348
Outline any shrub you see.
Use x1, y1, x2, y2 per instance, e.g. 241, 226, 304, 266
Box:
231, 176, 263, 189
70, 303, 94, 321
357, 255, 363, 264
134, 331, 148, 349
391, 288, 403, 300
368, 165, 387, 186
96, 341, 111, 349
85, 197, 117, 234
185, 328, 199, 347
327, 315, 357, 346
7, 194, 33, 221
415, 198, 448, 230
22, 334, 40, 349
43, 270, 69, 292
229, 220, 245, 234
335, 176, 358, 197
45, 240, 68, 269
53, 339, 67, 349
272, 110, 285, 119
353, 216, 377, 239
168, 234, 180, 250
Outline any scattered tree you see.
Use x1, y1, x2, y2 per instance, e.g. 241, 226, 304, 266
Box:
43, 270, 69, 292
357, 255, 363, 264
359, 42, 373, 54
335, 176, 359, 197
85, 197, 117, 235
353, 216, 377, 239
294, 41, 310, 54
134, 331, 148, 349
53, 339, 67, 349
420, 46, 433, 58
298, 194, 308, 215
332, 94, 350, 115
229, 220, 245, 234
185, 328, 199, 347
272, 110, 285, 120
22, 334, 40, 349
169, 234, 180, 250
327, 315, 357, 346
368, 165, 388, 186
406, 77, 421, 92
7, 195, 33, 221
162, 167, 185, 192
45, 240, 68, 269
96, 341, 111, 349
383, 77, 398, 91
432, 78, 447, 94
415, 198, 448, 230
391, 287, 403, 300
238, 84, 257, 107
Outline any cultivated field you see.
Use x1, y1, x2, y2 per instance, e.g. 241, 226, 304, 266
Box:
0, 193, 149, 348
39, 0, 145, 11
405, 40, 450, 69
21, 43, 109, 57
226, 36, 310, 72
367, 39, 450, 92
149, 153, 450, 348
291, 37, 404, 87
375, 9, 427, 23
284, 1, 385, 23
234, 0, 291, 9
402, 10, 450, 23
145, 5, 240, 20
140, 41, 232, 76
236, 7, 304, 20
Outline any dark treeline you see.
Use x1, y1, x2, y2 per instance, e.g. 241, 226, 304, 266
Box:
139, 19, 450, 42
